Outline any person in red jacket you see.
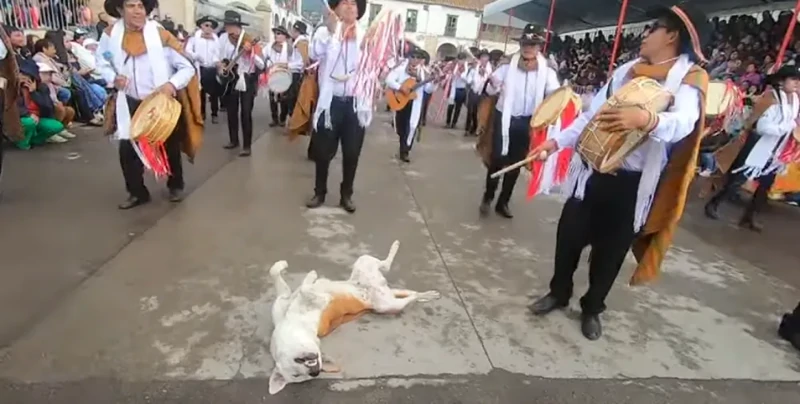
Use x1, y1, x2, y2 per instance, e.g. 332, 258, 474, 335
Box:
15, 60, 70, 149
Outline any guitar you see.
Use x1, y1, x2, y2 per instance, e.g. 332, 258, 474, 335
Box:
217, 35, 263, 95
385, 69, 441, 111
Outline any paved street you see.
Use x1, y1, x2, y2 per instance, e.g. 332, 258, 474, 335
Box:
0, 104, 799, 403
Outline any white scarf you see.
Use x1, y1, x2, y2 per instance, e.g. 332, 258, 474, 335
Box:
733, 89, 799, 178
268, 41, 289, 65
109, 20, 169, 140
471, 63, 492, 95
561, 54, 693, 232
448, 62, 466, 104
191, 29, 219, 67
500, 53, 548, 156
314, 24, 371, 129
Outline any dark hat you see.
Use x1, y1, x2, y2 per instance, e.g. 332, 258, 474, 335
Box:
223, 10, 249, 27
19, 59, 39, 78
489, 49, 504, 61
647, 4, 712, 63
196, 16, 218, 29
408, 46, 426, 59
478, 48, 489, 57
457, 52, 468, 60
444, 55, 455, 62
272, 26, 289, 37
766, 65, 800, 85
292, 21, 307, 35
104, 0, 158, 19
518, 24, 545, 46
328, 0, 366, 20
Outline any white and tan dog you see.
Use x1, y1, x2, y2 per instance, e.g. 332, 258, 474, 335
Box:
268, 240, 441, 394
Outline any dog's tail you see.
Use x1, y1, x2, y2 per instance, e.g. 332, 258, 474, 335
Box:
380, 240, 400, 273
269, 260, 292, 297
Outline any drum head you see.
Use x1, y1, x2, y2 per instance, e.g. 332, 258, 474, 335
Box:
130, 92, 181, 142
530, 86, 574, 129
706, 81, 735, 117
269, 70, 292, 93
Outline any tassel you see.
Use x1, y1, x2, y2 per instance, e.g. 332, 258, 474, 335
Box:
235, 73, 246, 92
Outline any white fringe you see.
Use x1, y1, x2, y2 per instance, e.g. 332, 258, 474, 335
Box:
560, 152, 591, 200
633, 140, 666, 233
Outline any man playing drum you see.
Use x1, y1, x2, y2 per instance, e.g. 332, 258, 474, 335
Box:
480, 24, 560, 219
305, 0, 369, 214
464, 49, 492, 137
704, 66, 800, 232
528, 4, 711, 340
218, 10, 264, 157
384, 47, 436, 163
187, 15, 221, 124
97, 0, 203, 209
287, 21, 311, 121
266, 26, 291, 127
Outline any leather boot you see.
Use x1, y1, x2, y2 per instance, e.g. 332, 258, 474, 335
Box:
495, 203, 513, 219
528, 295, 568, 316
306, 194, 325, 209
580, 313, 602, 340
118, 195, 150, 210
340, 196, 356, 213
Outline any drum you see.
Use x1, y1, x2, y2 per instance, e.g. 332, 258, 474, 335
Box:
130, 92, 182, 143
268, 67, 292, 94
577, 77, 673, 174
530, 86, 581, 129
706, 80, 739, 119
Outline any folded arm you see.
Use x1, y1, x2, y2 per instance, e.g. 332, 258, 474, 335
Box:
485, 65, 508, 96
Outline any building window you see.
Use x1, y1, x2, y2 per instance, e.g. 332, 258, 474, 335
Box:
369, 4, 382, 24
406, 9, 418, 33
445, 15, 458, 37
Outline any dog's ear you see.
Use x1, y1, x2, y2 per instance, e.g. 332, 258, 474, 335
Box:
269, 368, 287, 395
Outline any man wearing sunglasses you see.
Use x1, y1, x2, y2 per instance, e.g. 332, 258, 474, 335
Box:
188, 16, 221, 124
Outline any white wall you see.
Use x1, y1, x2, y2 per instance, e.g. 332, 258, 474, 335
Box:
364, 0, 481, 40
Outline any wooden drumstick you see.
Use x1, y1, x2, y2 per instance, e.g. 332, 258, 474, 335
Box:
489, 151, 548, 179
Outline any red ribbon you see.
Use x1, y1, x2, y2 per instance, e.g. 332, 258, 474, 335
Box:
526, 98, 579, 200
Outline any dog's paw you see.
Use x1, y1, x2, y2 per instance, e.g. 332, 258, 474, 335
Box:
416, 290, 441, 302
270, 260, 289, 276
302, 270, 318, 286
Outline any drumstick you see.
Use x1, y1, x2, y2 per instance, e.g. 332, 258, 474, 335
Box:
489, 152, 547, 179
102, 51, 120, 76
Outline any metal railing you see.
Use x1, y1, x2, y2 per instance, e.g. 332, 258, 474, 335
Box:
1, 0, 94, 31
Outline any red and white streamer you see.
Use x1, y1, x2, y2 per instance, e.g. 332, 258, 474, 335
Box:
526, 99, 580, 199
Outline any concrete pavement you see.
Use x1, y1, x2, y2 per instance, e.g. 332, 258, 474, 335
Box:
0, 106, 799, 402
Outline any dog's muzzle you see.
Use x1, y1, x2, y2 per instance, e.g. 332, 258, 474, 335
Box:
306, 358, 321, 377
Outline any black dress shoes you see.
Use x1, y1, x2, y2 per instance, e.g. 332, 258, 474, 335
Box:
340, 197, 356, 213
118, 195, 150, 210
168, 189, 184, 203
495, 204, 513, 219
223, 143, 239, 150
239, 149, 251, 157
580, 313, 602, 341
306, 194, 325, 209
479, 200, 491, 217
528, 295, 567, 316
704, 202, 719, 220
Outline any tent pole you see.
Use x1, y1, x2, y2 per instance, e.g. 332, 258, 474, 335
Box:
607, 0, 630, 78
504, 8, 514, 53
773, 0, 800, 73
543, 0, 557, 53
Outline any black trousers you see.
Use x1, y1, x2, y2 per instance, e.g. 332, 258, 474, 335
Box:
119, 96, 184, 200
446, 88, 467, 127
311, 97, 365, 198
548, 170, 641, 315
224, 73, 257, 149
483, 112, 531, 206
269, 90, 289, 124
785, 302, 800, 334
199, 67, 220, 119
286, 72, 303, 118
395, 102, 415, 156
421, 92, 432, 126
465, 91, 481, 134
708, 132, 777, 221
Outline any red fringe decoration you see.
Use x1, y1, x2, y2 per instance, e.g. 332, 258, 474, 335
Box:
136, 139, 172, 179
526, 97, 580, 200
526, 127, 548, 199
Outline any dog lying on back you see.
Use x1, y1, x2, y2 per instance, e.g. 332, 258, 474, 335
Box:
268, 240, 441, 394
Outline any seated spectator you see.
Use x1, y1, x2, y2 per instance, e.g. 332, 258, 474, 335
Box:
32, 39, 71, 103
38, 63, 76, 130
6, 27, 31, 63
740, 63, 763, 87
15, 61, 73, 149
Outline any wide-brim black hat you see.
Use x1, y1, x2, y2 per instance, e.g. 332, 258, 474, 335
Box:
292, 21, 307, 35
647, 4, 712, 63
328, 0, 366, 20
767, 65, 800, 84
408, 46, 426, 59
517, 23, 545, 46
196, 16, 218, 29
104, 0, 157, 19
478, 48, 489, 57
489, 49, 504, 61
272, 26, 289, 37
223, 10, 249, 27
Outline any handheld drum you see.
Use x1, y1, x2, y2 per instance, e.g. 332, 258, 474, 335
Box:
268, 67, 293, 94
530, 86, 581, 130
577, 77, 672, 174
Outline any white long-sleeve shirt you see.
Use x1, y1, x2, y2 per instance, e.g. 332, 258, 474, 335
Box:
311, 26, 358, 97
187, 34, 220, 68
265, 41, 290, 67
96, 33, 195, 100
465, 64, 493, 95
755, 100, 797, 137
554, 77, 702, 172
217, 33, 266, 75
384, 64, 436, 94
452, 62, 468, 89
486, 64, 560, 117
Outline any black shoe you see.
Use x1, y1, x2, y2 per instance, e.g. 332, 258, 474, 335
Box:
495, 204, 513, 219
580, 313, 602, 341
528, 295, 568, 316
398, 152, 410, 163
738, 217, 763, 233
223, 143, 239, 150
118, 195, 150, 210
211, 116, 219, 124
704, 202, 719, 220
168, 189, 184, 203
479, 199, 491, 217
306, 194, 325, 209
239, 149, 251, 157
269, 122, 279, 128
340, 197, 356, 213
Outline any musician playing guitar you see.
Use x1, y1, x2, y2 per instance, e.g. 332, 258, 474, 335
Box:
217, 10, 264, 157
385, 47, 437, 163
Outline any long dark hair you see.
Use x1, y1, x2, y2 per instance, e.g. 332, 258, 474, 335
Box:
43, 30, 69, 64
